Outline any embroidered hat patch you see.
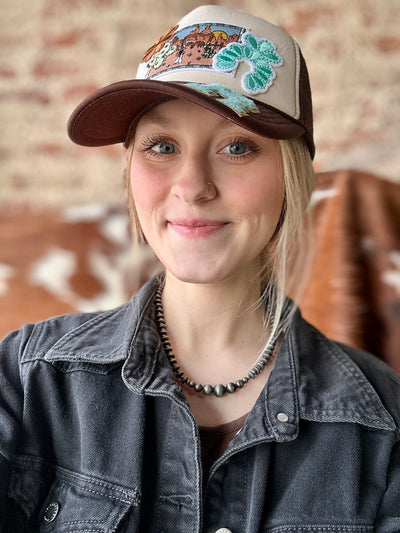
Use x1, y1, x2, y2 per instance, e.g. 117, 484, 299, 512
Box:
213, 32, 283, 95
141, 22, 283, 97
186, 82, 260, 117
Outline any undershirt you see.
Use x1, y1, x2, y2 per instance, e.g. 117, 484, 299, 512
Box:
199, 412, 248, 478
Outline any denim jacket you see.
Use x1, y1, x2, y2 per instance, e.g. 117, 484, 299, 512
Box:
1, 277, 399, 532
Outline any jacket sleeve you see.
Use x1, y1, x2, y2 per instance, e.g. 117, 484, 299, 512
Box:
0, 325, 33, 528
375, 440, 400, 532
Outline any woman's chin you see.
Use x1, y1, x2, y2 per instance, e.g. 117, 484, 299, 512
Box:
166, 268, 224, 286
161, 260, 229, 285
163, 261, 256, 288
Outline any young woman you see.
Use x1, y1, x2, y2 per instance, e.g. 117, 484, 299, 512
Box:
1, 5, 399, 532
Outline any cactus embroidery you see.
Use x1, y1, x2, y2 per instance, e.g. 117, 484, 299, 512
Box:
186, 83, 259, 117
147, 42, 177, 70
213, 31, 283, 95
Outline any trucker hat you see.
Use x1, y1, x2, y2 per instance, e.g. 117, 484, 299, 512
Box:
67, 5, 314, 158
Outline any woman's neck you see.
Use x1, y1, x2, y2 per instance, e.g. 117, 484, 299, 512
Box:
161, 271, 268, 363
159, 271, 276, 427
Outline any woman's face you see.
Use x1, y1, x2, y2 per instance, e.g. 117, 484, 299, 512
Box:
129, 99, 284, 285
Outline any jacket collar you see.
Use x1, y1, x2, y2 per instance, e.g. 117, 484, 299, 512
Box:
43, 277, 395, 433
43, 277, 180, 395
265, 311, 396, 433
43, 277, 159, 365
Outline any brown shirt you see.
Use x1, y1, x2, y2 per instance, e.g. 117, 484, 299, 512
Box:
199, 412, 248, 479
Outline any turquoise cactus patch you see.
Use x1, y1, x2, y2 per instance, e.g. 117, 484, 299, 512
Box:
213, 31, 283, 95
186, 83, 259, 117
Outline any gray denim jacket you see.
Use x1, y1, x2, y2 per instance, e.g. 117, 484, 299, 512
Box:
1, 277, 400, 532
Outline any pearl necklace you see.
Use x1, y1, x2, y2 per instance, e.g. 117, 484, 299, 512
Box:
154, 283, 276, 398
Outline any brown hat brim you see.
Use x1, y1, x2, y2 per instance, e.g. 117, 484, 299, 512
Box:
67, 79, 314, 157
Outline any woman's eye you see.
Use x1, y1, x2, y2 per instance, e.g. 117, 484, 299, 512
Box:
220, 141, 256, 157
153, 141, 175, 154
227, 143, 248, 155
136, 136, 178, 158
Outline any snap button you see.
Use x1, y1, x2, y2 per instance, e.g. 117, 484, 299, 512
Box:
215, 529, 233, 533
43, 502, 59, 523
277, 412, 289, 423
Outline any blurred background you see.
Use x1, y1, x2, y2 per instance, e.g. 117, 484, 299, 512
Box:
0, 0, 399, 210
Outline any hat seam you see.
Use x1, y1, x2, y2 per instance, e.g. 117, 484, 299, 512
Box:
293, 41, 301, 121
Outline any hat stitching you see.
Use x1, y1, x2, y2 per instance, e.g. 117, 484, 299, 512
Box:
292, 42, 301, 121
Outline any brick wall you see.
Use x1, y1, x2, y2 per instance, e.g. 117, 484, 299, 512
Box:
1, 0, 399, 209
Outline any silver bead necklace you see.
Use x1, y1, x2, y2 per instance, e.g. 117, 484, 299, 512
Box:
154, 283, 276, 398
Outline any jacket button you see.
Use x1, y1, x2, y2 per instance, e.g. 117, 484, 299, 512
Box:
43, 502, 60, 523
215, 529, 233, 533
277, 412, 289, 423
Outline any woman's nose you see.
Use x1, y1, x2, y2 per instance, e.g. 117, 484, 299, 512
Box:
170, 156, 216, 204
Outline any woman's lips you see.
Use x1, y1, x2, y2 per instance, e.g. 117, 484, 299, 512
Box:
168, 218, 230, 238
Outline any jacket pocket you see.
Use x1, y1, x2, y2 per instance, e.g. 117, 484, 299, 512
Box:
7, 455, 140, 532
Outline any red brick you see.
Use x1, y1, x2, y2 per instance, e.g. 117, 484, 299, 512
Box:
283, 7, 338, 35
0, 90, 51, 105
0, 147, 10, 161
63, 84, 102, 102
11, 174, 29, 190
33, 59, 79, 78
40, 143, 64, 156
41, 28, 97, 48
93, 0, 118, 5
73, 144, 121, 159
361, 9, 376, 27
42, 1, 84, 17
0, 68, 16, 79
376, 37, 400, 53
101, 145, 122, 159
42, 0, 118, 18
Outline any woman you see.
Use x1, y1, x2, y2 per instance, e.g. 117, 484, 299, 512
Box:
1, 5, 399, 532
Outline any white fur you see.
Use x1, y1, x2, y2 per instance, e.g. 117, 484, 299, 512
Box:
0, 264, 15, 296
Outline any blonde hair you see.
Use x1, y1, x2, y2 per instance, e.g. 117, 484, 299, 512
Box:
125, 144, 145, 244
124, 135, 315, 345
261, 137, 315, 345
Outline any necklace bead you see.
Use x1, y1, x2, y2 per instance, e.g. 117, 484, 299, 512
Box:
154, 282, 276, 398
226, 382, 236, 394
214, 384, 226, 397
203, 384, 214, 396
